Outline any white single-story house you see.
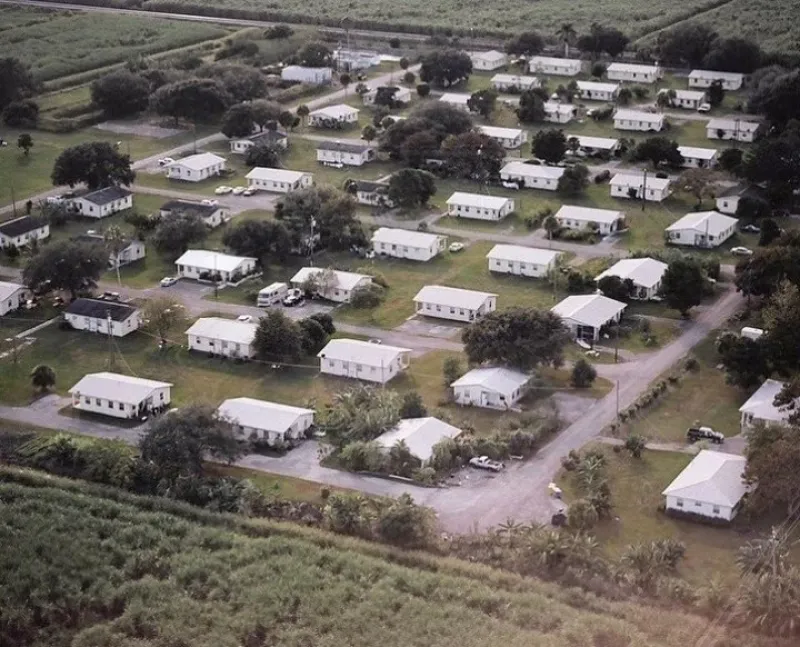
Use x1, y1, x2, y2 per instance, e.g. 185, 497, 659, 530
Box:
166, 153, 226, 182
371, 227, 446, 262
486, 244, 559, 278
245, 168, 314, 193
316, 140, 375, 166
576, 80, 620, 101
543, 101, 576, 124
715, 184, 766, 215
175, 250, 257, 284
186, 316, 258, 359
334, 48, 381, 72
554, 205, 624, 235
63, 298, 141, 337
470, 49, 508, 71
308, 104, 359, 128
678, 146, 718, 169
595, 257, 668, 300
477, 125, 528, 149
69, 372, 172, 419
689, 69, 744, 91
528, 56, 581, 76
229, 130, 289, 154
451, 366, 530, 410
218, 397, 314, 444
607, 62, 662, 84
566, 134, 620, 156
354, 180, 393, 208
0, 281, 28, 317
75, 233, 145, 269
739, 378, 792, 433
318, 338, 411, 384
438, 92, 471, 111
500, 162, 564, 191
290, 267, 372, 303
610, 174, 672, 202
446, 192, 515, 221
706, 118, 759, 142
362, 85, 412, 106
613, 109, 665, 132
551, 294, 627, 341
491, 73, 540, 92
665, 210, 737, 248
0, 215, 50, 249
160, 200, 231, 228
664, 89, 707, 110
281, 65, 332, 85
413, 285, 496, 323
662, 450, 748, 522
72, 186, 133, 218
376, 417, 462, 462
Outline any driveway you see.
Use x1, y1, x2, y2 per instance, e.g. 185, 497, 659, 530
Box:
130, 184, 281, 215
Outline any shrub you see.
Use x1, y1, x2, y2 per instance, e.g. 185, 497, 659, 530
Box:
567, 497, 600, 530
349, 283, 385, 308
399, 391, 427, 418
570, 359, 597, 388
594, 169, 611, 184
338, 441, 386, 472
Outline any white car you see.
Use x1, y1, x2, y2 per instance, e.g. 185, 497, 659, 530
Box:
232, 186, 247, 195
242, 188, 256, 197
160, 277, 178, 287
469, 456, 505, 472
215, 185, 233, 195
731, 246, 754, 256
236, 314, 254, 323
158, 157, 175, 166
449, 242, 465, 253
697, 103, 712, 113
201, 198, 219, 207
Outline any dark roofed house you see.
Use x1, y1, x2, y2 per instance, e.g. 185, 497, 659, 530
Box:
715, 183, 768, 216
72, 186, 133, 219
64, 297, 142, 337
316, 139, 375, 167
159, 200, 231, 228
230, 129, 289, 155
354, 180, 393, 208
0, 215, 50, 248
74, 233, 145, 269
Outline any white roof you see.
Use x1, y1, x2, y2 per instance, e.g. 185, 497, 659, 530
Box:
245, 167, 311, 183
551, 294, 627, 328
544, 101, 574, 115
690, 69, 744, 82
185, 317, 257, 345
678, 146, 718, 160
375, 417, 462, 462
413, 285, 496, 309
613, 109, 665, 125
530, 56, 581, 68
68, 372, 172, 404
673, 89, 706, 101
608, 62, 660, 73
665, 211, 737, 237
491, 73, 539, 85
738, 379, 790, 423
451, 366, 529, 395
595, 258, 668, 290
486, 244, 559, 266
218, 397, 313, 434
317, 338, 410, 365
0, 280, 25, 301
309, 104, 359, 119
471, 49, 506, 62
610, 173, 671, 192
566, 134, 619, 150
576, 80, 619, 93
662, 450, 748, 508
439, 92, 471, 105
371, 227, 443, 249
707, 118, 759, 132
175, 250, 256, 273
290, 267, 371, 291
478, 125, 524, 139
446, 192, 511, 210
259, 282, 288, 294
170, 152, 225, 171
555, 205, 623, 225
501, 161, 565, 180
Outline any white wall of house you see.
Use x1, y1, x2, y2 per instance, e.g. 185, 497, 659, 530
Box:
414, 297, 496, 322
319, 355, 408, 384
64, 312, 141, 337
500, 168, 561, 191
452, 385, 522, 409
488, 256, 555, 278
316, 148, 372, 166
528, 58, 581, 76
188, 333, 255, 358
0, 287, 28, 316
447, 200, 514, 221
682, 154, 717, 169
109, 241, 145, 268
167, 161, 225, 182
665, 495, 735, 521
613, 116, 663, 132
0, 223, 50, 248
556, 216, 619, 234
667, 226, 735, 248
73, 194, 133, 218
357, 190, 391, 207
610, 182, 669, 202
560, 316, 613, 341
689, 74, 742, 91
308, 112, 359, 127
716, 196, 739, 215
706, 125, 756, 142
246, 174, 313, 193
71, 386, 170, 419
544, 105, 575, 123
607, 65, 661, 83
373, 239, 444, 261
234, 413, 314, 442
177, 260, 256, 284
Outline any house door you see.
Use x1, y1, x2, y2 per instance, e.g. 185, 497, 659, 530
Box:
576, 325, 595, 342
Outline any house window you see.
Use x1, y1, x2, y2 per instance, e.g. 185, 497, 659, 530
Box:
84, 396, 90, 404
95, 398, 101, 405
108, 401, 113, 408
694, 501, 702, 507
160, 393, 164, 401
712, 506, 720, 514
676, 499, 684, 508
118, 402, 124, 410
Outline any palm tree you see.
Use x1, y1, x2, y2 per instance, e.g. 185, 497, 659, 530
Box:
656, 88, 676, 111
31, 364, 56, 393
556, 23, 577, 59
103, 224, 127, 286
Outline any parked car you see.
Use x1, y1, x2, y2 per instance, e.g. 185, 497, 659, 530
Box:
201, 198, 219, 207
242, 188, 256, 196
449, 242, 465, 253
160, 277, 178, 287
232, 186, 247, 195
236, 314, 254, 322
101, 291, 121, 301
686, 426, 724, 444
740, 224, 760, 234
158, 157, 175, 166
368, 338, 382, 344
215, 185, 233, 195
731, 246, 754, 256
697, 103, 712, 113
282, 289, 304, 307
469, 456, 505, 472
500, 181, 520, 190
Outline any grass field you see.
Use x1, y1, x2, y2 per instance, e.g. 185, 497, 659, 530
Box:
4, 471, 788, 647
0, 5, 227, 81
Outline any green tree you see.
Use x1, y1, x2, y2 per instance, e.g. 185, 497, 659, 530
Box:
318, 386, 401, 449
718, 147, 743, 175
467, 88, 498, 119
141, 296, 187, 347
2, 98, 38, 128
556, 164, 590, 197
624, 434, 647, 459
707, 79, 725, 107
249, 98, 283, 131
416, 82, 431, 98
763, 281, 800, 375
570, 358, 597, 388
30, 364, 56, 393
23, 240, 107, 300
419, 49, 472, 88
516, 88, 547, 122
361, 124, 377, 143
399, 391, 427, 418
505, 31, 544, 57
309, 312, 335, 335
703, 36, 762, 74
103, 224, 128, 286
253, 310, 305, 362
675, 168, 718, 208
388, 168, 437, 209
658, 258, 706, 316
532, 129, 567, 164
616, 86, 633, 106
221, 102, 255, 138
150, 78, 232, 124
323, 492, 371, 536
655, 23, 718, 67
376, 493, 434, 548
716, 332, 770, 388
759, 218, 781, 246
298, 316, 329, 355
441, 131, 505, 180
91, 70, 150, 117
151, 213, 207, 257
744, 420, 800, 516
630, 136, 684, 169
597, 275, 634, 302
0, 57, 37, 110
51, 142, 134, 190
16, 133, 32, 156
297, 41, 332, 67
244, 141, 283, 168
556, 23, 577, 58
442, 356, 463, 387
462, 308, 570, 371
222, 219, 291, 262
403, 70, 416, 86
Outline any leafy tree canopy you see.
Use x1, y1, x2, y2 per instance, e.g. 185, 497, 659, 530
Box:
51, 142, 135, 190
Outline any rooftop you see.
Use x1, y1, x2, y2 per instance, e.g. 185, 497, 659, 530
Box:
610, 173, 671, 191
290, 267, 371, 291
169, 152, 226, 170
491, 73, 539, 85
0, 215, 47, 238
566, 134, 619, 149
446, 192, 512, 210
175, 250, 256, 273
576, 80, 620, 92
486, 244, 560, 266
78, 186, 132, 206
65, 298, 139, 322
310, 104, 359, 118
372, 227, 444, 249
608, 62, 660, 72
68, 372, 172, 404
245, 167, 311, 182
355, 180, 389, 193
689, 69, 744, 80
375, 417, 462, 462
662, 450, 748, 508
665, 211, 737, 237
672, 89, 707, 101
218, 397, 313, 434
529, 56, 581, 67
439, 93, 471, 105
478, 125, 525, 138
501, 161, 565, 180
678, 146, 718, 160
555, 205, 623, 224
738, 379, 791, 423
470, 49, 507, 62
161, 199, 221, 216
707, 117, 759, 131
317, 338, 411, 365
316, 139, 374, 154
613, 109, 665, 123
413, 285, 497, 310
595, 258, 668, 289
551, 294, 627, 328
0, 280, 26, 301
185, 317, 258, 345
451, 366, 529, 394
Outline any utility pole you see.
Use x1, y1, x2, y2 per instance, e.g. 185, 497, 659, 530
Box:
106, 311, 114, 370
641, 168, 647, 212
10, 186, 17, 218
4, 337, 18, 365
616, 380, 620, 427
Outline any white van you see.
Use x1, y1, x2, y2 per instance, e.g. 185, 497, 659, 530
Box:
257, 282, 288, 307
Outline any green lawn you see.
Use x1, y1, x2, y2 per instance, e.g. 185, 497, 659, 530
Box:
434, 214, 530, 236
615, 317, 682, 353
